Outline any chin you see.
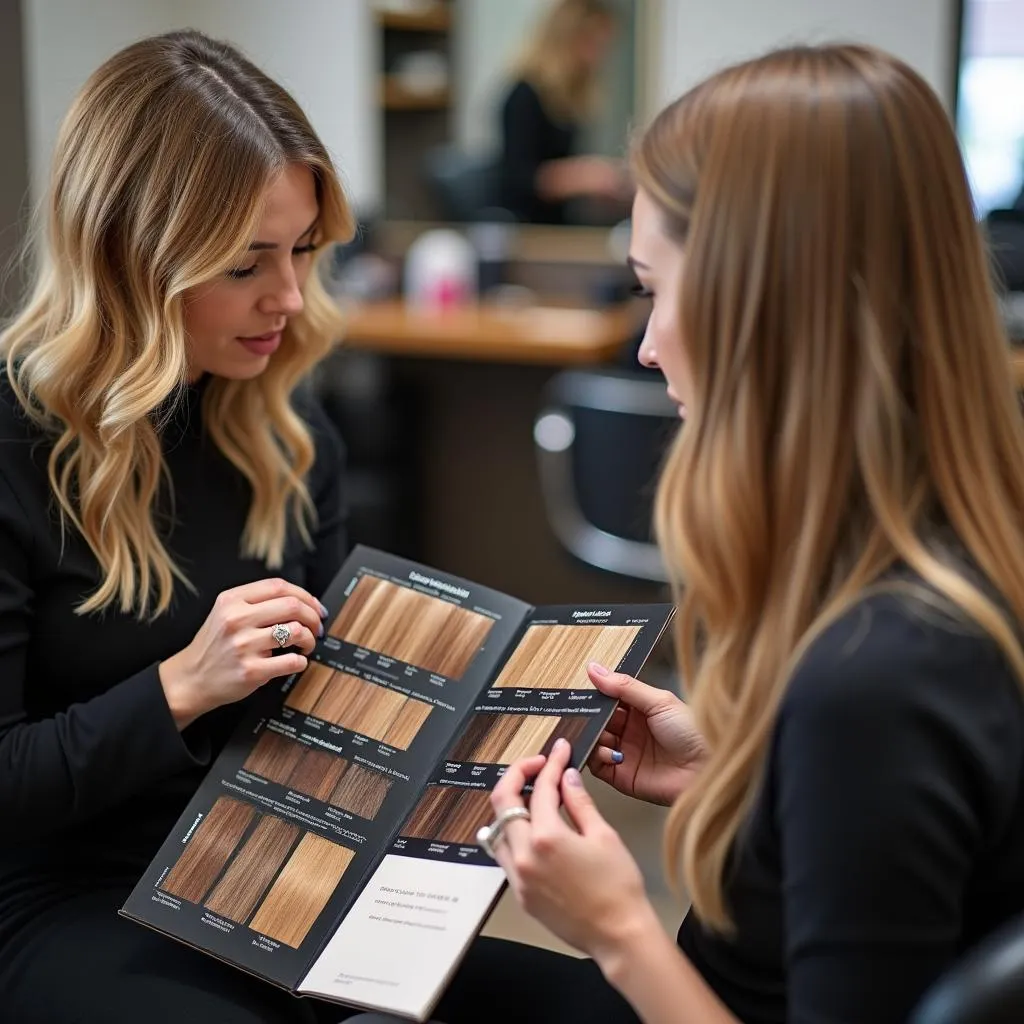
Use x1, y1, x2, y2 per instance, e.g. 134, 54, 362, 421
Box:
204, 357, 272, 382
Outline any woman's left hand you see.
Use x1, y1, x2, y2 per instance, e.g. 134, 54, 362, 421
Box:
486, 737, 656, 962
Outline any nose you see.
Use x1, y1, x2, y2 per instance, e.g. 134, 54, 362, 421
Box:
637, 323, 659, 369
260, 265, 305, 319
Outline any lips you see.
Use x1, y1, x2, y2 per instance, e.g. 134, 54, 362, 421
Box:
237, 330, 283, 356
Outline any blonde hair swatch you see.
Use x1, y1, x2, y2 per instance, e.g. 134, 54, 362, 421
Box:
249, 833, 355, 948
284, 659, 336, 715
204, 815, 299, 924
328, 575, 494, 678
329, 764, 393, 820
493, 624, 641, 690
285, 671, 433, 750
402, 786, 494, 846
160, 796, 254, 904
447, 712, 589, 765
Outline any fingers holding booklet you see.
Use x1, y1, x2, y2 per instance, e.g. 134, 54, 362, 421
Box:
121, 545, 673, 1022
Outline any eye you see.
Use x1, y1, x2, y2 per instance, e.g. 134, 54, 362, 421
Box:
293, 242, 319, 257
226, 263, 258, 280
630, 283, 654, 299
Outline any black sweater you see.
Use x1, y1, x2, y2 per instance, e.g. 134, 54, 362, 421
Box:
0, 374, 346, 958
679, 590, 1024, 1023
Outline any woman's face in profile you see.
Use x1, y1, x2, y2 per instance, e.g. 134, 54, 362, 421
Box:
630, 188, 691, 419
181, 162, 320, 383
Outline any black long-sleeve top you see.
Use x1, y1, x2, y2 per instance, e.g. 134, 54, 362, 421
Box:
497, 79, 576, 224
680, 588, 1024, 1023
0, 373, 346, 958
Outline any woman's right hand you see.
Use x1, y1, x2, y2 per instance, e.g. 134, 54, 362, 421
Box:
159, 578, 327, 730
586, 663, 706, 806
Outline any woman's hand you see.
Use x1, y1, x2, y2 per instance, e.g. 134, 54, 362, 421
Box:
159, 578, 327, 729
586, 663, 706, 806
487, 739, 662, 964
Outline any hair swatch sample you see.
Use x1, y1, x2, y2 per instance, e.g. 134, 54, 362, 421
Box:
287, 747, 349, 803
446, 712, 590, 765
242, 729, 306, 784
402, 786, 495, 846
285, 659, 336, 715
328, 575, 494, 678
290, 671, 433, 749
249, 833, 355, 948
493, 624, 641, 690
204, 814, 299, 924
329, 764, 393, 820
160, 796, 254, 904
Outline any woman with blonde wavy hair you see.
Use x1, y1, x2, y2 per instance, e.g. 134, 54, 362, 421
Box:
426, 43, 1024, 1024
0, 28, 362, 1024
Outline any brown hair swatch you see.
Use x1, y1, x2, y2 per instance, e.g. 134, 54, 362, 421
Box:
402, 786, 494, 845
249, 833, 355, 948
242, 729, 306, 784
294, 671, 432, 749
204, 814, 299, 924
329, 764, 393, 820
284, 659, 337, 715
160, 796, 254, 904
328, 575, 494, 678
493, 624, 641, 690
287, 748, 349, 803
447, 712, 588, 765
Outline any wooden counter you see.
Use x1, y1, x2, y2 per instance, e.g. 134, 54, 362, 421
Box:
340, 299, 640, 365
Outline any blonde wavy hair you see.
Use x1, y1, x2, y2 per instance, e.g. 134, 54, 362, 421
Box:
1, 29, 354, 619
634, 45, 1024, 931
512, 0, 615, 123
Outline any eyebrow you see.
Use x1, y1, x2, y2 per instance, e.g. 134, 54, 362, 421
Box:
247, 217, 319, 252
627, 255, 651, 271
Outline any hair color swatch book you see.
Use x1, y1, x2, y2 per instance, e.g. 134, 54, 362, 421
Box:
121, 545, 672, 1021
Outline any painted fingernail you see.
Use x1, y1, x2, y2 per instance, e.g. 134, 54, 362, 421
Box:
319, 602, 329, 618
589, 662, 609, 676
611, 750, 624, 764
318, 621, 325, 638
564, 768, 583, 787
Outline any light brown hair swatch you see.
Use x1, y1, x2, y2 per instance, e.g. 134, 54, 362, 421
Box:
329, 764, 393, 820
493, 624, 641, 690
160, 796, 254, 904
305, 672, 432, 749
447, 712, 588, 765
402, 786, 494, 845
284, 659, 337, 715
328, 575, 494, 678
242, 729, 306, 785
249, 833, 355, 948
204, 814, 299, 924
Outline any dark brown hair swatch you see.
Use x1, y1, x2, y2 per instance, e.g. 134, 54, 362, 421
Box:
204, 814, 300, 924
249, 833, 355, 948
286, 671, 433, 749
446, 712, 590, 765
402, 786, 494, 845
493, 624, 641, 690
286, 747, 349, 803
328, 575, 494, 678
160, 796, 254, 904
242, 729, 305, 784
329, 764, 393, 820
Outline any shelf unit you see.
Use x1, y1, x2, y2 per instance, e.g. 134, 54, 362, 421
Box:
377, 5, 452, 32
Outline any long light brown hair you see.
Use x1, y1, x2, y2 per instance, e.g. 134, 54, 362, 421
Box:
0, 30, 353, 618
633, 44, 1024, 930
512, 0, 615, 122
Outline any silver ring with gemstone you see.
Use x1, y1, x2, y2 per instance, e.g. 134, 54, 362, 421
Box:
271, 623, 292, 649
476, 806, 531, 859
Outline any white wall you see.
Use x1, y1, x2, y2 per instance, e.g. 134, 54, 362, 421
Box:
21, 0, 380, 212
655, 0, 958, 111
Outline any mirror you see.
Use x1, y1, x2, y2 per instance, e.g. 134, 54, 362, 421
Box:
376, 0, 641, 226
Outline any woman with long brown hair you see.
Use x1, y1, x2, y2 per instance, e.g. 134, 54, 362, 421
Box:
430, 42, 1024, 1024
0, 29, 360, 1023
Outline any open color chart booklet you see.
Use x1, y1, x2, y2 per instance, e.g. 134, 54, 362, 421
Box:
122, 545, 673, 1021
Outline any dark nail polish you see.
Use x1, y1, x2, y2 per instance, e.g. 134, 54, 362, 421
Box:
319, 602, 329, 618
318, 621, 325, 638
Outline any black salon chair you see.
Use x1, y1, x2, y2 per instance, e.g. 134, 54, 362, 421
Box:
533, 367, 679, 583
909, 911, 1024, 1024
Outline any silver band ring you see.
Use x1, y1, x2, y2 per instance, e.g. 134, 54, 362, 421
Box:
476, 806, 531, 860
271, 623, 292, 649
